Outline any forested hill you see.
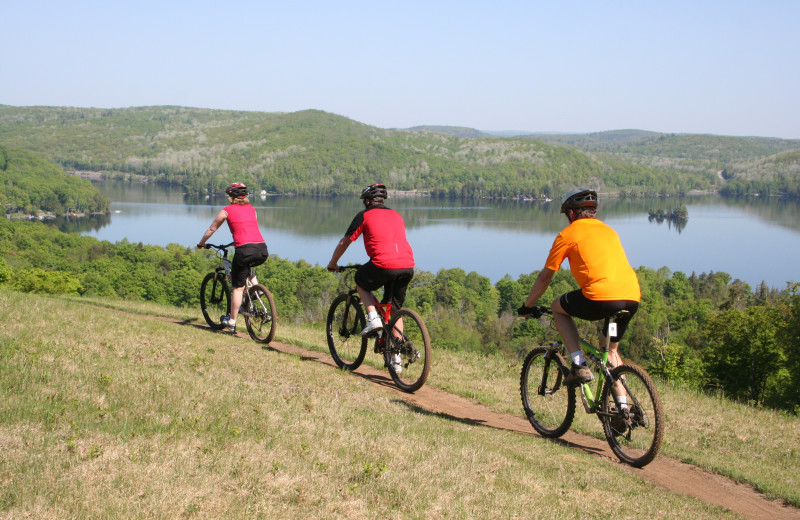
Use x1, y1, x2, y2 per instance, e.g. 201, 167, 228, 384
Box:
0, 145, 108, 216
1, 105, 721, 199
522, 130, 800, 196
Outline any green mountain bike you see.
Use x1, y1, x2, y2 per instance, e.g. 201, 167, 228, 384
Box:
520, 306, 664, 467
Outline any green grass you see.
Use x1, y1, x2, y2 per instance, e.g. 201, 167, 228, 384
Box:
0, 290, 780, 518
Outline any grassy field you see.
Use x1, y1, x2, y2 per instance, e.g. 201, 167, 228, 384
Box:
280, 319, 800, 506
0, 291, 794, 518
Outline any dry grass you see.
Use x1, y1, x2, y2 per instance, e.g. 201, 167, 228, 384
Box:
0, 290, 739, 519
279, 320, 800, 507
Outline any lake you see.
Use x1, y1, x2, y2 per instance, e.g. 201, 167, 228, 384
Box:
69, 181, 800, 289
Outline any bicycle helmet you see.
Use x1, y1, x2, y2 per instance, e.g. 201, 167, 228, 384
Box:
225, 182, 248, 199
560, 188, 597, 213
360, 183, 388, 200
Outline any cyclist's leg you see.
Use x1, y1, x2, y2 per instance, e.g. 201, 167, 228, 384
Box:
385, 269, 413, 338
601, 301, 639, 406
355, 284, 379, 315
552, 293, 582, 359
354, 262, 387, 334
230, 243, 269, 323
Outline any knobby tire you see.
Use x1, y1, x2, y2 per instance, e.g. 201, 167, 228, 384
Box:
326, 294, 368, 370
200, 271, 230, 330
385, 308, 431, 393
243, 283, 277, 344
520, 346, 576, 438
600, 363, 664, 467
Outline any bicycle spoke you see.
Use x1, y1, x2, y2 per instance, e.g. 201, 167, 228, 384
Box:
243, 284, 276, 343
386, 308, 431, 393
601, 364, 664, 467
326, 294, 367, 370
200, 272, 230, 330
520, 347, 575, 438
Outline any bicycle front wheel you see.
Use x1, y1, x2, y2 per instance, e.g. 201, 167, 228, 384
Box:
200, 272, 231, 330
600, 364, 664, 467
386, 308, 431, 393
520, 347, 576, 438
243, 284, 277, 344
326, 294, 368, 370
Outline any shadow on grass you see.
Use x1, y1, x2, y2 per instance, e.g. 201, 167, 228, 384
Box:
392, 398, 606, 458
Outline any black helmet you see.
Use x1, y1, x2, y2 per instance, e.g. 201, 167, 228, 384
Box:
360, 183, 387, 200
225, 182, 248, 199
560, 188, 597, 213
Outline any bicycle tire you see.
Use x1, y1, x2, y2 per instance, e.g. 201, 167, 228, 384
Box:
520, 346, 576, 438
600, 363, 664, 467
243, 283, 277, 344
385, 308, 431, 393
200, 271, 231, 330
326, 294, 368, 370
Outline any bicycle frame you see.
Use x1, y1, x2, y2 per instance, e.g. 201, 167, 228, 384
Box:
540, 313, 624, 416
327, 264, 431, 393
214, 247, 255, 290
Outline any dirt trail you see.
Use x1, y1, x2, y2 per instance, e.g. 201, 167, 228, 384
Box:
261, 337, 799, 520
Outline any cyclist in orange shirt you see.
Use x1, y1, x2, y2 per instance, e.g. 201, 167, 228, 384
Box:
519, 189, 640, 388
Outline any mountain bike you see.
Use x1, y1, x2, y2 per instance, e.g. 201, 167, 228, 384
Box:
199, 242, 277, 343
326, 265, 431, 393
519, 306, 664, 467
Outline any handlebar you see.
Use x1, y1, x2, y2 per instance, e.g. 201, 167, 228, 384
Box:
328, 264, 361, 273
203, 242, 235, 256
517, 305, 552, 318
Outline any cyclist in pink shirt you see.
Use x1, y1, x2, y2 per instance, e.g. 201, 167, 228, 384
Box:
197, 183, 268, 332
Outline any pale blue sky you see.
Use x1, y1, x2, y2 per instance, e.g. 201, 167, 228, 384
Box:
2, 1, 798, 138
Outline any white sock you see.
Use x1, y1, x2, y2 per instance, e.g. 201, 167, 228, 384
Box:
616, 396, 628, 410
570, 351, 586, 366
367, 311, 379, 322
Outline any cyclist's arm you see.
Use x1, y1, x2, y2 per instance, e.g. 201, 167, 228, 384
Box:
197, 210, 228, 248
327, 236, 352, 271
522, 267, 555, 308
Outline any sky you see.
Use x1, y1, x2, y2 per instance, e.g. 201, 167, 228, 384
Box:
2, 1, 799, 139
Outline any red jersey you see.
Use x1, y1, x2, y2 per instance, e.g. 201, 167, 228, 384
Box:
224, 204, 265, 247
345, 205, 415, 269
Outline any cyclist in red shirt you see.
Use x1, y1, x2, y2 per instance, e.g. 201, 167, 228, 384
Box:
519, 188, 640, 392
327, 183, 415, 372
197, 183, 269, 332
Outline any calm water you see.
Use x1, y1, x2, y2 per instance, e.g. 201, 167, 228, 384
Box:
72, 182, 800, 289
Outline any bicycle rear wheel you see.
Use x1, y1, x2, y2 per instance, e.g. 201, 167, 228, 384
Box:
326, 294, 368, 370
385, 308, 431, 393
243, 283, 277, 344
600, 364, 664, 467
520, 346, 576, 438
200, 272, 231, 330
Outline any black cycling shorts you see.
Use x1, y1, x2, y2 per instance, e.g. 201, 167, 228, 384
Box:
355, 261, 414, 311
559, 290, 639, 342
231, 242, 269, 288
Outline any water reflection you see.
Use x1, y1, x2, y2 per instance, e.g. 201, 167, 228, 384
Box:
77, 181, 800, 288
54, 213, 111, 233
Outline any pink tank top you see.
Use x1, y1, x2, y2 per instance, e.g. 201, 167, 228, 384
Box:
224, 204, 265, 247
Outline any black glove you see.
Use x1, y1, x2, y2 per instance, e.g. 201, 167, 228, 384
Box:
517, 305, 542, 318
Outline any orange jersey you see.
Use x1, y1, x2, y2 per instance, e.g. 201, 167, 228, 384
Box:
544, 218, 640, 302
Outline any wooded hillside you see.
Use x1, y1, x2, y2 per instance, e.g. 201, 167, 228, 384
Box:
0, 145, 108, 216
1, 105, 721, 199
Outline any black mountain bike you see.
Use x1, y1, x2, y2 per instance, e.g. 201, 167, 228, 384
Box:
199, 242, 277, 344
326, 265, 431, 393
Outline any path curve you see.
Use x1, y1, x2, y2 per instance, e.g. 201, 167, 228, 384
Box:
262, 337, 799, 520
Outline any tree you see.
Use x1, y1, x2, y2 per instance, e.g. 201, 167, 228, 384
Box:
702, 306, 784, 405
